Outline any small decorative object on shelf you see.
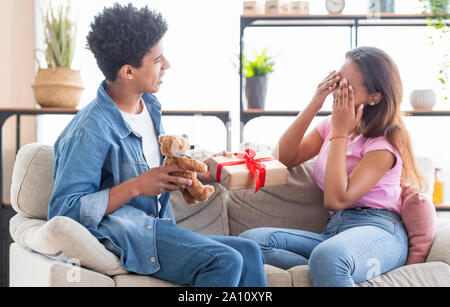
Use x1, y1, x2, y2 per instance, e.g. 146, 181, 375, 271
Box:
242, 48, 275, 110
265, 0, 287, 15
243, 1, 265, 15
410, 89, 437, 110
287, 1, 310, 14
368, 0, 395, 14
325, 0, 345, 14
433, 167, 444, 204
32, 2, 83, 108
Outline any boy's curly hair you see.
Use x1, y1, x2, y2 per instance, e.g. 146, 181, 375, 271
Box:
87, 3, 168, 81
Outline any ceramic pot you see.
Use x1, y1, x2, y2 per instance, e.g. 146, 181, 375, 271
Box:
410, 89, 437, 110
245, 76, 268, 110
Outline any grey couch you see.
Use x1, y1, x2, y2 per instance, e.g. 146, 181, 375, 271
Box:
8, 143, 450, 286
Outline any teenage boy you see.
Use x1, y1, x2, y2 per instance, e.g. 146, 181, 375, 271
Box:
48, 3, 267, 287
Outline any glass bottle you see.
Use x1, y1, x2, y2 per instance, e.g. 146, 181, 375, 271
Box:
433, 168, 444, 204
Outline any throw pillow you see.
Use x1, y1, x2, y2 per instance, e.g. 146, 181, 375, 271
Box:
400, 188, 436, 265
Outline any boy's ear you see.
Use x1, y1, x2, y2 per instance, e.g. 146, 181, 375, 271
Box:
118, 65, 134, 80
158, 135, 166, 144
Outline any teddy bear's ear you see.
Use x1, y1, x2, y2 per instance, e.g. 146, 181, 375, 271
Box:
158, 135, 166, 144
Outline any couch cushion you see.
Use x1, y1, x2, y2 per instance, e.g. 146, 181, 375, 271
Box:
426, 217, 450, 265
10, 143, 54, 219
113, 264, 291, 287
288, 262, 450, 287
9, 214, 127, 276
264, 264, 292, 287
10, 243, 115, 287
114, 274, 184, 287
287, 265, 313, 287
357, 262, 450, 287
170, 183, 229, 235
227, 159, 330, 236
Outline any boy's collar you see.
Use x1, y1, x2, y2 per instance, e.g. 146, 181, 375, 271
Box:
96, 80, 161, 139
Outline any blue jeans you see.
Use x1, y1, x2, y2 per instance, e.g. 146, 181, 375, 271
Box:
149, 219, 267, 287
240, 208, 408, 287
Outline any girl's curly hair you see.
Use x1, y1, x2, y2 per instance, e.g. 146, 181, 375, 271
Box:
87, 3, 168, 81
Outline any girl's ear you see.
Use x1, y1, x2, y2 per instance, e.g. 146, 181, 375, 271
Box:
369, 92, 383, 105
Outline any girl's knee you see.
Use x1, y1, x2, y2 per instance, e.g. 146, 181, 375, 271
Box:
309, 242, 352, 274
239, 228, 276, 247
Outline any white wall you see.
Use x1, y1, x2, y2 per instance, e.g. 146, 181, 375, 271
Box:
0, 0, 36, 203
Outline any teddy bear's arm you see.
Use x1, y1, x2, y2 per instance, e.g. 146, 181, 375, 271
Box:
178, 156, 207, 173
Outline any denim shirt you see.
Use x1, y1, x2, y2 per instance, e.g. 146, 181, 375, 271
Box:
48, 81, 175, 275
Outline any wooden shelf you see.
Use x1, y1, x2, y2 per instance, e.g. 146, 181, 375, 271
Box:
241, 109, 450, 125
242, 13, 449, 19
434, 203, 450, 211
241, 13, 450, 28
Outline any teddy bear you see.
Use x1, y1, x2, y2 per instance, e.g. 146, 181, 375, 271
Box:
158, 135, 215, 205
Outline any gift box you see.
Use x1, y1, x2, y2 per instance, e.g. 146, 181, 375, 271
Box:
243, 1, 265, 16
209, 149, 287, 192
287, 1, 309, 15
265, 0, 288, 15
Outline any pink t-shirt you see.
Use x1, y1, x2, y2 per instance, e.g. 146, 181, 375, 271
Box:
313, 116, 403, 214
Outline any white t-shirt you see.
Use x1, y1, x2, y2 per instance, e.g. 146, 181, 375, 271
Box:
120, 100, 163, 213
119, 99, 161, 169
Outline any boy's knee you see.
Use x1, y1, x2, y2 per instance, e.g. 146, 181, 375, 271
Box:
218, 247, 244, 274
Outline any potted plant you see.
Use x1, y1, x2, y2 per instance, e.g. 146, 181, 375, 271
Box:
242, 48, 275, 110
418, 0, 449, 102
32, 1, 84, 108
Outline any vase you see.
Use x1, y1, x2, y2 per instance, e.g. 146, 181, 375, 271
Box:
410, 89, 437, 110
32, 67, 84, 108
245, 76, 268, 110
368, 0, 395, 14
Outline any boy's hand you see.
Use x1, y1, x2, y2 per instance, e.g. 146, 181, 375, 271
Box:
310, 70, 341, 112
136, 164, 192, 196
198, 151, 233, 183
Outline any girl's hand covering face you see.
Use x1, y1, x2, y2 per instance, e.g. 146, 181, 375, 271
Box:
311, 70, 341, 111
331, 78, 364, 137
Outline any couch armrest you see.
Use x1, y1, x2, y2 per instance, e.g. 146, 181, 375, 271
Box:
9, 214, 127, 276
426, 218, 450, 265
9, 243, 115, 287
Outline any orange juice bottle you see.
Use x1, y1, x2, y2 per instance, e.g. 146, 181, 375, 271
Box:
433, 168, 444, 204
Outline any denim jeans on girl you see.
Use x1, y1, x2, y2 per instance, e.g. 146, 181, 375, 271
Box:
240, 207, 408, 287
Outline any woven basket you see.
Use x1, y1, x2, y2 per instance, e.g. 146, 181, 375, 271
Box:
32, 67, 84, 108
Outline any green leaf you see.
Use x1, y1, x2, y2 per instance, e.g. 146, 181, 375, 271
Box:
242, 48, 276, 77
42, 2, 77, 68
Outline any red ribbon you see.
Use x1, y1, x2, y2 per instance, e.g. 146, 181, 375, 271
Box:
216, 149, 274, 193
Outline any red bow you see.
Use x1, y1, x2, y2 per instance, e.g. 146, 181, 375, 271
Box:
216, 149, 274, 193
